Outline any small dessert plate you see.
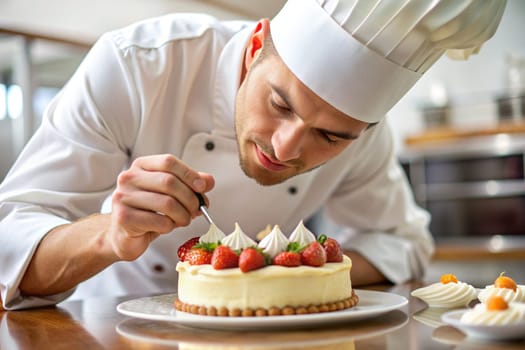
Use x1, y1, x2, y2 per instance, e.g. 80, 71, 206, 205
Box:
441, 309, 525, 341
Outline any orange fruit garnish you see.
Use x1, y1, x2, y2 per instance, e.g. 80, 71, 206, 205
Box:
440, 273, 458, 284
486, 295, 508, 311
494, 272, 517, 292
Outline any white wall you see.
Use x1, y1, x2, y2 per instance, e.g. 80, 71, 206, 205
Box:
1, 0, 523, 175
388, 0, 525, 152
0, 0, 284, 43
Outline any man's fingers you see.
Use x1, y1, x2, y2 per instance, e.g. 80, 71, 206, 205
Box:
197, 172, 215, 193
127, 155, 215, 215
112, 189, 194, 228
112, 204, 175, 235
121, 170, 196, 209
133, 154, 206, 192
119, 154, 216, 228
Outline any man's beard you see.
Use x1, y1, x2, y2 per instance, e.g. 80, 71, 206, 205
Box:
234, 126, 321, 186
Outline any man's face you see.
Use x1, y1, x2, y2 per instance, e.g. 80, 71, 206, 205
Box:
234, 48, 369, 186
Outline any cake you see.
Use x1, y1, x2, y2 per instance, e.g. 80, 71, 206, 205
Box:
174, 221, 357, 317
410, 273, 478, 308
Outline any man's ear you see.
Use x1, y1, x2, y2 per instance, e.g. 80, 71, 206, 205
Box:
244, 19, 270, 70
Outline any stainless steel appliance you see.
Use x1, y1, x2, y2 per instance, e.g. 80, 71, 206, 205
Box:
400, 133, 525, 244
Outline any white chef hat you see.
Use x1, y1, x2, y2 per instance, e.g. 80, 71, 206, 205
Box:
270, 0, 506, 123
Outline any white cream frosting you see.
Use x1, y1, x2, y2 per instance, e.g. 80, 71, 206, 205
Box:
288, 220, 316, 247
221, 222, 256, 250
199, 223, 226, 244
257, 225, 290, 258
478, 285, 525, 304
411, 282, 478, 308
460, 302, 525, 326
176, 256, 352, 310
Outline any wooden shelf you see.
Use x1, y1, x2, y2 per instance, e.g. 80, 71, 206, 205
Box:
405, 122, 525, 147
433, 243, 525, 261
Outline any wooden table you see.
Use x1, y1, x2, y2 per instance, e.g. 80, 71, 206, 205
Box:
1, 282, 524, 350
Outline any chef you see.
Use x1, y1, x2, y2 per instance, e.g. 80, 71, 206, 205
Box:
0, 0, 505, 309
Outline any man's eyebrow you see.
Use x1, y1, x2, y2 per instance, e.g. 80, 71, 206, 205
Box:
271, 83, 361, 140
271, 83, 295, 112
321, 129, 360, 140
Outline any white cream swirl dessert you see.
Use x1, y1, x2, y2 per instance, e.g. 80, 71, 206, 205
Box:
257, 225, 289, 258
288, 220, 316, 246
220, 222, 256, 250
478, 285, 525, 304
411, 274, 477, 308
198, 223, 226, 244
460, 297, 525, 325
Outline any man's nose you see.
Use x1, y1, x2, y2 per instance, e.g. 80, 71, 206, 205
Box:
271, 119, 307, 162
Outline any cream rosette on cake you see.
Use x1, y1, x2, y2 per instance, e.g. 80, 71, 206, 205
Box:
257, 221, 317, 258
411, 274, 477, 308
221, 222, 256, 250
288, 220, 317, 247
199, 223, 226, 243
257, 225, 289, 258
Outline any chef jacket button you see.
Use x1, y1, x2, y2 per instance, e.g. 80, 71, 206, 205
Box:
205, 141, 215, 151
153, 264, 165, 273
288, 186, 298, 195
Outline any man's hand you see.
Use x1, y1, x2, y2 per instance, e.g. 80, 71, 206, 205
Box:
108, 154, 214, 261
19, 154, 214, 297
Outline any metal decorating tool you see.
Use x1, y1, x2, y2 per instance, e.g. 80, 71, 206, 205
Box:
195, 192, 214, 226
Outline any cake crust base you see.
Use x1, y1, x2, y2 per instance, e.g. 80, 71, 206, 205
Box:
174, 290, 358, 317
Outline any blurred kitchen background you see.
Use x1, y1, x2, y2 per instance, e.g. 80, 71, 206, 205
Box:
1, 0, 524, 286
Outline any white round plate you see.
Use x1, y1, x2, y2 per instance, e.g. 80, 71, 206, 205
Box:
442, 310, 525, 341
116, 290, 407, 331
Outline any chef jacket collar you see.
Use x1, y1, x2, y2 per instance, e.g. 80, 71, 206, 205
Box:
212, 24, 253, 139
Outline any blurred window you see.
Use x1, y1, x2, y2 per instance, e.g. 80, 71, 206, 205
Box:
7, 84, 23, 119
0, 84, 6, 120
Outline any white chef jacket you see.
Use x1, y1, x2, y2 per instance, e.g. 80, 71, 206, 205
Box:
0, 13, 434, 310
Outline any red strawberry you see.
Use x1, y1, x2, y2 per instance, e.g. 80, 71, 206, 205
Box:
238, 247, 266, 272
212, 245, 239, 269
273, 251, 301, 267
300, 241, 327, 267
185, 248, 213, 265
177, 237, 200, 261
323, 237, 344, 262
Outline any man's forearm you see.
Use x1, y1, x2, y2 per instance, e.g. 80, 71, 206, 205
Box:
19, 214, 119, 296
345, 251, 388, 286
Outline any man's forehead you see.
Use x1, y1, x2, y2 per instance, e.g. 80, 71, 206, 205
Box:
267, 74, 368, 136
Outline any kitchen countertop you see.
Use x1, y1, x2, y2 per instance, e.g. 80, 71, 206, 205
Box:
2, 282, 525, 349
